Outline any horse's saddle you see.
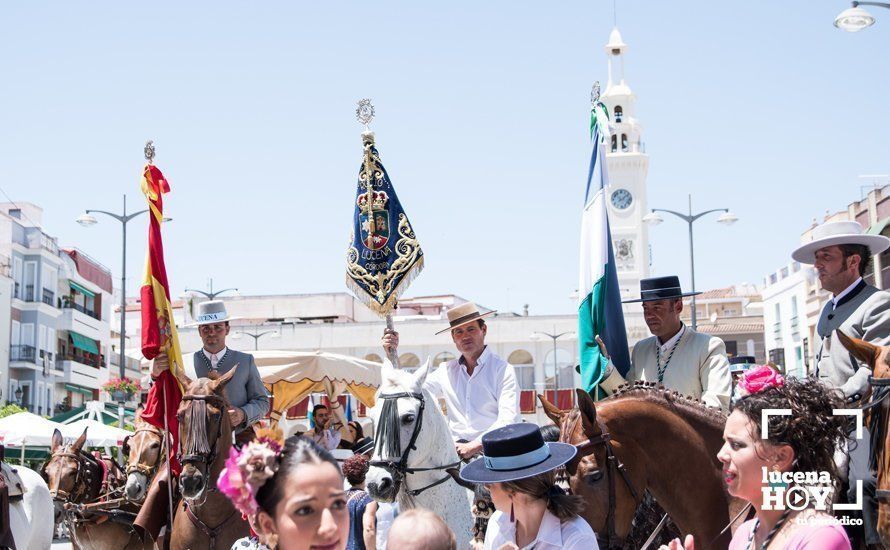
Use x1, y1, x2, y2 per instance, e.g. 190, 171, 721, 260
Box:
0, 463, 25, 499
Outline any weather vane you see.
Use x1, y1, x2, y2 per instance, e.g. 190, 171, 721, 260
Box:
356, 99, 375, 131
144, 140, 156, 164
590, 81, 601, 107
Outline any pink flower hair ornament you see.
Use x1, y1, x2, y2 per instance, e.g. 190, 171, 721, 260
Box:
737, 365, 785, 397
217, 427, 285, 517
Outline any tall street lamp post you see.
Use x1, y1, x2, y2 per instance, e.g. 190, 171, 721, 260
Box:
233, 328, 280, 350
185, 278, 239, 300
643, 194, 738, 330
77, 195, 148, 426
835, 1, 890, 32
531, 330, 576, 393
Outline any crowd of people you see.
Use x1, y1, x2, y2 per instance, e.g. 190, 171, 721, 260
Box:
141, 219, 890, 549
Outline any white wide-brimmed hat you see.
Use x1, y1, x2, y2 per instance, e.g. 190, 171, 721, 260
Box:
185, 300, 241, 327
791, 221, 890, 264
435, 302, 496, 335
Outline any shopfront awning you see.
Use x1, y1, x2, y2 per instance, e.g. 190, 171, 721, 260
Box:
69, 281, 96, 298
69, 332, 99, 354
64, 384, 94, 397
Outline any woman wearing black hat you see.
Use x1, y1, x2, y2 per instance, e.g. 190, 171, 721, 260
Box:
460, 423, 598, 549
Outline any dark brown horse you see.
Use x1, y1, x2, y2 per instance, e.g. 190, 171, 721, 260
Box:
838, 330, 890, 548
44, 427, 152, 549
540, 384, 747, 549
171, 366, 249, 550
123, 411, 167, 502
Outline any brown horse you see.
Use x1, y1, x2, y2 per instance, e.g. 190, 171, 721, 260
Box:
123, 411, 167, 502
44, 427, 152, 549
171, 366, 249, 550
838, 329, 890, 548
540, 384, 747, 549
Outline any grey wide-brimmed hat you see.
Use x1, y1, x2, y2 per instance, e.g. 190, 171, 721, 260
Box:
185, 300, 242, 327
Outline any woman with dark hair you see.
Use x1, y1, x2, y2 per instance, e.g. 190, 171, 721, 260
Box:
460, 423, 598, 549
663, 366, 852, 550
220, 431, 351, 550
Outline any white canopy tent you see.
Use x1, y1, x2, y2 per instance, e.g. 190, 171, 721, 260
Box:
0, 412, 66, 447
62, 419, 132, 447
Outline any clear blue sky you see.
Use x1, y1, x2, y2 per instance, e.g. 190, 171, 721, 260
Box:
2, 1, 888, 315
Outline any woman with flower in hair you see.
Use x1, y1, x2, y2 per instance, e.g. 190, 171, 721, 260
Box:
221, 431, 351, 550
663, 366, 852, 550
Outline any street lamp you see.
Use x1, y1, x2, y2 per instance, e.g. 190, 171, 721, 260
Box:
233, 328, 280, 350
835, 2, 888, 32
531, 331, 575, 391
644, 194, 738, 330
185, 278, 239, 300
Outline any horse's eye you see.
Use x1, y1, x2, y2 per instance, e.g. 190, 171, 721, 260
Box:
150, 442, 160, 450
401, 414, 416, 425
585, 470, 603, 484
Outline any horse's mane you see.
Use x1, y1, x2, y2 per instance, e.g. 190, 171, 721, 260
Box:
605, 381, 727, 428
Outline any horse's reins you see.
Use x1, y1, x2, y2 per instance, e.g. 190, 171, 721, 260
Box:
561, 410, 641, 549
370, 391, 462, 497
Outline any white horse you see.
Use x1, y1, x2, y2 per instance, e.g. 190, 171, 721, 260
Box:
7, 464, 55, 550
365, 359, 475, 548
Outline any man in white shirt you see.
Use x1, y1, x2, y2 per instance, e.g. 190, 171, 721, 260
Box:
382, 302, 520, 460
305, 403, 344, 451
791, 220, 890, 548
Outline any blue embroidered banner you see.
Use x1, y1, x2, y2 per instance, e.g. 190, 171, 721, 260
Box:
346, 132, 424, 315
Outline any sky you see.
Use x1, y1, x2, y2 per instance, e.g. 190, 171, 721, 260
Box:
1, 1, 888, 315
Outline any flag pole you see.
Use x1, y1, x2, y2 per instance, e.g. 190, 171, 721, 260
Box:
146, 140, 176, 535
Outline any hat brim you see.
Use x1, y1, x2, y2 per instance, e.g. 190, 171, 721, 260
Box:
459, 442, 577, 484
791, 234, 890, 264
623, 291, 702, 304
181, 315, 243, 328
435, 310, 497, 335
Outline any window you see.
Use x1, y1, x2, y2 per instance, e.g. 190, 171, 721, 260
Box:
768, 348, 786, 368
611, 135, 617, 152
746, 339, 755, 357
725, 340, 738, 357
614, 105, 623, 122
24, 262, 36, 301
621, 134, 628, 152
790, 296, 799, 324
795, 346, 803, 375
544, 348, 573, 389
11, 321, 20, 346
12, 257, 21, 298
21, 323, 34, 347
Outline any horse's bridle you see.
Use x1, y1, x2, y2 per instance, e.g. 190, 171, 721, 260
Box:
177, 394, 226, 466
370, 391, 462, 497
44, 449, 98, 502
125, 425, 165, 478
561, 410, 641, 549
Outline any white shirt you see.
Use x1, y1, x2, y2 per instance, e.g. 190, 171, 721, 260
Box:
202, 346, 228, 370
657, 324, 685, 353
306, 426, 341, 451
832, 277, 863, 309
483, 509, 599, 550
424, 346, 520, 443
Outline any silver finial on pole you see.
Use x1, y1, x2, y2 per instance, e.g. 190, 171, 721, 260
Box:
144, 140, 156, 164
356, 99, 375, 131
590, 81, 601, 107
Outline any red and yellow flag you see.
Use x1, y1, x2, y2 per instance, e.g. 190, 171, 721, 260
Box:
138, 163, 185, 474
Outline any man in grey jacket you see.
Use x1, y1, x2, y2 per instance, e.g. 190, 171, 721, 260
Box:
152, 300, 269, 441
792, 220, 890, 548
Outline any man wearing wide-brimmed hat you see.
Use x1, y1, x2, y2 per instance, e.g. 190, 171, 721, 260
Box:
792, 220, 890, 548
597, 275, 732, 410
152, 300, 269, 439
382, 302, 520, 460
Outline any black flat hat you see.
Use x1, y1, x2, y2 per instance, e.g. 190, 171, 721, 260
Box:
460, 423, 577, 484
623, 275, 702, 304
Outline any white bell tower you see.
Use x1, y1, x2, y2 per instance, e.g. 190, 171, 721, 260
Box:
599, 27, 651, 301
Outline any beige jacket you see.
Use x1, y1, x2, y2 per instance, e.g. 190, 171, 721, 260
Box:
599, 328, 732, 410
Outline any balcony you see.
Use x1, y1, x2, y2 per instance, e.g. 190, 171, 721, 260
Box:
42, 289, 54, 306
61, 297, 100, 320
56, 351, 105, 369
11, 344, 36, 362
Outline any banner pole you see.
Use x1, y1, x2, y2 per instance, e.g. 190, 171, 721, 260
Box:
385, 313, 400, 369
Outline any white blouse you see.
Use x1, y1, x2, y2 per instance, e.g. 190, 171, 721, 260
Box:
483, 509, 599, 550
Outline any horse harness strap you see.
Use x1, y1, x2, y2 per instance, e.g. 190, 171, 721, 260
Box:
126, 427, 165, 477
178, 394, 227, 465
370, 391, 463, 498
185, 502, 238, 550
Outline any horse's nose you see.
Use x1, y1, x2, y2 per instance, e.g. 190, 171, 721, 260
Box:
125, 478, 143, 500
371, 477, 392, 495
181, 472, 204, 495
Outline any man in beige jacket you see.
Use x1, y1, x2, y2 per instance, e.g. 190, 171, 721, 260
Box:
598, 275, 732, 410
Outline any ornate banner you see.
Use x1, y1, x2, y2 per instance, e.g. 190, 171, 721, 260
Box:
346, 129, 424, 316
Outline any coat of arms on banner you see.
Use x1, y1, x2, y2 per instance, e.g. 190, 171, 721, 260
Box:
358, 190, 390, 250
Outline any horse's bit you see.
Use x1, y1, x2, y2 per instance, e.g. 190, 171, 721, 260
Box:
561, 411, 641, 549
370, 391, 462, 497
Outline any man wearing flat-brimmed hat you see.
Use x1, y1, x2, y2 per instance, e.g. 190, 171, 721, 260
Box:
382, 302, 520, 460
792, 220, 890, 548
597, 275, 732, 410
151, 300, 269, 440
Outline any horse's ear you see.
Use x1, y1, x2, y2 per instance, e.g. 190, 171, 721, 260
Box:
537, 393, 565, 425
411, 357, 432, 391
122, 435, 131, 458
575, 388, 598, 431
71, 427, 88, 453
134, 404, 144, 423
837, 329, 879, 368
211, 363, 238, 393
51, 428, 63, 453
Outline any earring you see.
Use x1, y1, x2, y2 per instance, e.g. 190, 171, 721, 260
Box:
510, 501, 515, 523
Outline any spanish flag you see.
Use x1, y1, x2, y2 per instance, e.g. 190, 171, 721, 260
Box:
138, 163, 185, 474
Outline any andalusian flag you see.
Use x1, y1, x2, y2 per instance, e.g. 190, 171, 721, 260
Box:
138, 163, 185, 474
578, 96, 631, 396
